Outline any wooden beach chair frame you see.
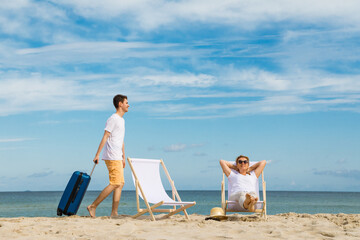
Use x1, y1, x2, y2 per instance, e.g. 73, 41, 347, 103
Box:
221, 161, 267, 219
127, 157, 196, 221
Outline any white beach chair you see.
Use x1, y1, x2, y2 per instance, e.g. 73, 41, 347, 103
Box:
127, 157, 196, 221
221, 161, 267, 219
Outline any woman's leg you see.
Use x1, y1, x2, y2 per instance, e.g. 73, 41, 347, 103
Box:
229, 192, 247, 210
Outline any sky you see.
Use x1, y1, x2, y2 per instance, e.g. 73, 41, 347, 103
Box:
1, 0, 360, 192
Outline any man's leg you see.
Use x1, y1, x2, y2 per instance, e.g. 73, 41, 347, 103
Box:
110, 183, 124, 217
107, 159, 125, 217
87, 184, 116, 217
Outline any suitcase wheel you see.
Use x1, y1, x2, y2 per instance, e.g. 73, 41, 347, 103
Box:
57, 208, 63, 216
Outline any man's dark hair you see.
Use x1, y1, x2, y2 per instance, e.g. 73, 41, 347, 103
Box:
113, 94, 127, 109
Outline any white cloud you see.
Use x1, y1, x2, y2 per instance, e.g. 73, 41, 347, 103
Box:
0, 74, 110, 116
0, 42, 216, 78
2, 1, 360, 47
4, 41, 188, 69
4, 0, 360, 42
0, 0, 70, 42
50, 0, 360, 31
163, 143, 204, 152
223, 68, 291, 91
123, 73, 216, 88
146, 91, 360, 119
1, 66, 359, 117
16, 41, 176, 55
164, 144, 187, 152
1, 1, 360, 119
222, 67, 360, 93
28, 170, 54, 178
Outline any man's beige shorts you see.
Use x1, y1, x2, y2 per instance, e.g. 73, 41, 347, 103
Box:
104, 160, 125, 185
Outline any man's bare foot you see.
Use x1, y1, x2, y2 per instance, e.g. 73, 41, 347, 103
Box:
110, 212, 118, 217
87, 205, 96, 218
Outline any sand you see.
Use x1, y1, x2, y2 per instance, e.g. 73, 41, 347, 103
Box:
1, 213, 360, 240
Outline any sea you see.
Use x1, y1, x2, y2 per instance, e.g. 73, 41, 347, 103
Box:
1, 191, 360, 218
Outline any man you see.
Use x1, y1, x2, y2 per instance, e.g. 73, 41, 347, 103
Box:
87, 94, 129, 217
220, 155, 266, 212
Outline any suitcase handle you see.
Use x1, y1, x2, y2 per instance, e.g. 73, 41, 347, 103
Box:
89, 163, 96, 177
71, 163, 95, 205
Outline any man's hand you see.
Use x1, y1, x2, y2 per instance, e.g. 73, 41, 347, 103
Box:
93, 156, 99, 164
122, 159, 126, 168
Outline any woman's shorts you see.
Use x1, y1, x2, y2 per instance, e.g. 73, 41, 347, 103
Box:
104, 160, 125, 185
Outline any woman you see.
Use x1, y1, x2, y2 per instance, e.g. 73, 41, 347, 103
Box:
220, 155, 266, 212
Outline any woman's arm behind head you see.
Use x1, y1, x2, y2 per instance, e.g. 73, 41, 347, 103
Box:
219, 159, 234, 177
252, 160, 267, 178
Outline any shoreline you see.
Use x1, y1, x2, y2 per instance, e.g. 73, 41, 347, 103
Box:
1, 213, 359, 239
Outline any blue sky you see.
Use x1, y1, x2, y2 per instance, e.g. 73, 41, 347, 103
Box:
1, 0, 360, 192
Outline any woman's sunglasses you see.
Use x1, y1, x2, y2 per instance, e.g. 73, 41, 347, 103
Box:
237, 160, 249, 164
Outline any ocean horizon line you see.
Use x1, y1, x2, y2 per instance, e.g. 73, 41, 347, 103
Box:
1, 189, 359, 193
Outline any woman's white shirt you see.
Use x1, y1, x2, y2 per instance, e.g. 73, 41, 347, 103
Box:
228, 170, 257, 196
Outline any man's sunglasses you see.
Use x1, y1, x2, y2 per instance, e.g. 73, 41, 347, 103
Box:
237, 160, 249, 164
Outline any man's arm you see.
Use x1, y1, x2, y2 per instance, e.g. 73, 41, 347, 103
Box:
250, 160, 267, 178
122, 142, 125, 168
219, 159, 234, 177
93, 130, 111, 164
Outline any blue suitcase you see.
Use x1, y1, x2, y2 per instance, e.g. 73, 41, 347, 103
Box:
57, 165, 95, 216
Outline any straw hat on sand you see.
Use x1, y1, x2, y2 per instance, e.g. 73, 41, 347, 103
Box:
205, 207, 228, 221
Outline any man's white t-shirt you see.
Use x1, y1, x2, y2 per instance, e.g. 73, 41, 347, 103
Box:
102, 113, 125, 161
228, 170, 257, 196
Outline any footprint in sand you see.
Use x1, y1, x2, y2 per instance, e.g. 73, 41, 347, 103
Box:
320, 232, 335, 238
